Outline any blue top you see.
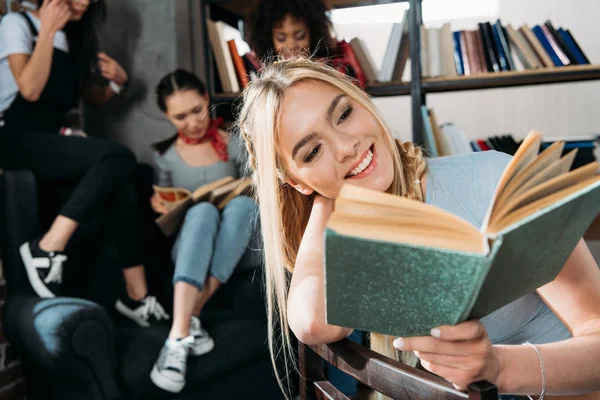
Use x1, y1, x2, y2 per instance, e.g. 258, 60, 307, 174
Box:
425, 151, 572, 345
153, 132, 247, 191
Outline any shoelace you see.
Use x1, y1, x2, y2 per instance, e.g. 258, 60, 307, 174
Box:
44, 253, 67, 284
141, 296, 170, 321
163, 336, 194, 369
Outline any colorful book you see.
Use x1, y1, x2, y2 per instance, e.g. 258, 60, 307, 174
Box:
532, 25, 566, 67
558, 28, 590, 65
520, 25, 555, 68
452, 31, 465, 75
324, 131, 600, 337
227, 40, 249, 89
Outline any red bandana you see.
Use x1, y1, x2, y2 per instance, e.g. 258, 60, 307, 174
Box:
177, 118, 228, 162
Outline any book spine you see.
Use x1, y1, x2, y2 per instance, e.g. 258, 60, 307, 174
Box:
227, 40, 250, 89
540, 25, 571, 66
453, 31, 465, 76
491, 22, 509, 71
499, 22, 516, 70
520, 25, 555, 68
544, 21, 577, 64
472, 30, 487, 74
565, 29, 591, 64
459, 31, 471, 76
339, 40, 367, 88
479, 23, 499, 72
421, 106, 439, 157
559, 28, 590, 65
532, 25, 564, 66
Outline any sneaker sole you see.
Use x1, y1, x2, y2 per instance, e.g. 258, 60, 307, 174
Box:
20, 243, 55, 298
114, 300, 150, 327
189, 337, 215, 356
150, 365, 185, 393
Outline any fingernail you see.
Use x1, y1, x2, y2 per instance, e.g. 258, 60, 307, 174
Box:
393, 338, 404, 349
430, 328, 441, 338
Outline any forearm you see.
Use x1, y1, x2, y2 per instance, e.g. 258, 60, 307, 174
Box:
496, 331, 600, 395
17, 29, 55, 100
288, 197, 352, 345
288, 256, 352, 345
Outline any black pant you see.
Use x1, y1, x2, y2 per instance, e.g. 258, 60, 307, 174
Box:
0, 128, 142, 269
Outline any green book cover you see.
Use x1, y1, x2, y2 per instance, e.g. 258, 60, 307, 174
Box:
324, 180, 600, 338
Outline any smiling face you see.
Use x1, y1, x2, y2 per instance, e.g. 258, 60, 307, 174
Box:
278, 81, 395, 198
164, 89, 210, 139
272, 14, 311, 60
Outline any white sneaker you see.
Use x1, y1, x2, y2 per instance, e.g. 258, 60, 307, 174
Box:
189, 316, 215, 356
115, 295, 170, 327
150, 336, 194, 393
20, 239, 66, 298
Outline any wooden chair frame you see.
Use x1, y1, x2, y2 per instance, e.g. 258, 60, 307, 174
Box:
299, 339, 498, 400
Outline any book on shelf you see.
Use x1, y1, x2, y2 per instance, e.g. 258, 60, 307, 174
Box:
154, 177, 252, 236
417, 19, 590, 79
324, 131, 600, 337
349, 38, 378, 83
378, 9, 409, 82
207, 19, 254, 95
421, 107, 472, 157
227, 40, 249, 89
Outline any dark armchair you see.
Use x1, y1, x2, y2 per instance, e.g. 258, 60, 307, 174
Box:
0, 167, 282, 400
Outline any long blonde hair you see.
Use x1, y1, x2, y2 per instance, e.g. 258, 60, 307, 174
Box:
236, 57, 427, 392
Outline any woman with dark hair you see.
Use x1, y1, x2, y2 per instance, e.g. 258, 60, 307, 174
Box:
249, 0, 334, 61
249, 0, 365, 87
149, 69, 258, 393
0, 0, 169, 326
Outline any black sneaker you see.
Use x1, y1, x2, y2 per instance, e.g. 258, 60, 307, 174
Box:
115, 295, 170, 327
19, 238, 66, 298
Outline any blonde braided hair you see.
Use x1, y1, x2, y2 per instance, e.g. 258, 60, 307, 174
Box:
236, 57, 426, 396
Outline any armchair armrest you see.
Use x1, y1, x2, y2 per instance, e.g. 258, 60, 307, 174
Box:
3, 295, 120, 399
299, 339, 498, 400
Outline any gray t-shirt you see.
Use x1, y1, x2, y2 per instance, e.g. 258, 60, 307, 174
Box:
0, 11, 70, 112
425, 151, 571, 345
153, 131, 248, 191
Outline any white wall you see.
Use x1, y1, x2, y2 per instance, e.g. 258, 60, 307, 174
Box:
333, 0, 600, 143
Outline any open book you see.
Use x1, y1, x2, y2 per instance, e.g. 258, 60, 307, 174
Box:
154, 177, 253, 236
324, 131, 600, 337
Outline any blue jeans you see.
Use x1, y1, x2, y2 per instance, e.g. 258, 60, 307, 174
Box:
171, 196, 258, 289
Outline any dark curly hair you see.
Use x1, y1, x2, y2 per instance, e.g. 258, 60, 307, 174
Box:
249, 0, 336, 61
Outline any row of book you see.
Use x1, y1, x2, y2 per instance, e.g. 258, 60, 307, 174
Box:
206, 19, 261, 94
353, 13, 591, 83
473, 135, 598, 171
444, 20, 590, 78
421, 106, 597, 170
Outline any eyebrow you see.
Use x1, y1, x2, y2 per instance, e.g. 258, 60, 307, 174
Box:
292, 132, 317, 160
291, 94, 347, 159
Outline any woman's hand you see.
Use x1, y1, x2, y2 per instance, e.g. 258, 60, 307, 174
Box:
150, 193, 169, 215
97, 52, 128, 86
39, 0, 71, 35
394, 321, 503, 391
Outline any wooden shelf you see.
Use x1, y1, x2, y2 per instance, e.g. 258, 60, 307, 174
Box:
422, 64, 600, 94
363, 65, 600, 97
366, 81, 411, 97
204, 0, 407, 18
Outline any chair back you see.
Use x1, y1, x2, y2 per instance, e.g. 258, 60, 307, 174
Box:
299, 339, 498, 400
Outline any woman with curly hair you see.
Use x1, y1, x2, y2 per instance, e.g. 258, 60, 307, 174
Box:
249, 0, 335, 61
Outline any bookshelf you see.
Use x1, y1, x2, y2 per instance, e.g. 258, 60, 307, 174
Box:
197, 0, 600, 149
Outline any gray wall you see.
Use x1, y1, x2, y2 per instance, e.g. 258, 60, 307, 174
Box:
85, 0, 200, 164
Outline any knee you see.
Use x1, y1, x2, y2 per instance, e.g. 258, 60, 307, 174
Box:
223, 195, 257, 216
185, 202, 219, 224
100, 142, 137, 175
